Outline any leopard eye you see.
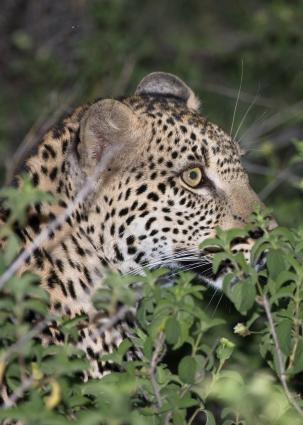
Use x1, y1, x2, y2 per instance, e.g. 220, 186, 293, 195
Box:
181, 166, 203, 188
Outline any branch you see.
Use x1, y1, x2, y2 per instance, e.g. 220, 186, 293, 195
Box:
203, 81, 275, 109
0, 319, 49, 364
149, 331, 165, 409
5, 87, 81, 186
243, 98, 303, 146
258, 168, 301, 200
1, 376, 33, 408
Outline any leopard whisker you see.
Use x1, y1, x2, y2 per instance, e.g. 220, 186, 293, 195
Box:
127, 249, 202, 270
230, 59, 244, 138
128, 254, 204, 275
164, 261, 213, 280
211, 291, 224, 318
128, 249, 209, 273
234, 86, 259, 142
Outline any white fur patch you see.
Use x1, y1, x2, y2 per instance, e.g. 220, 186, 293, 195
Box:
187, 91, 201, 111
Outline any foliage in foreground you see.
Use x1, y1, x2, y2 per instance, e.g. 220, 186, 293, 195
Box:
0, 183, 303, 425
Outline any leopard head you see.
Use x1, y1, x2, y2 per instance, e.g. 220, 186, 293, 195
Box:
51, 73, 275, 289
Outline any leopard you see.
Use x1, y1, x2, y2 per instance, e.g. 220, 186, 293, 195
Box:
0, 72, 274, 383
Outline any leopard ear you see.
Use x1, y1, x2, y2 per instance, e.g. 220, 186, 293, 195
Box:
135, 72, 200, 110
79, 99, 138, 175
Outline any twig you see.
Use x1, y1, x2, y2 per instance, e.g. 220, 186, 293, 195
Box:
244, 161, 301, 182
0, 144, 122, 291
0, 319, 49, 365
258, 168, 294, 200
243, 99, 303, 146
150, 331, 166, 409
112, 56, 136, 97
1, 376, 33, 408
203, 82, 275, 108
187, 407, 204, 425
243, 162, 301, 200
262, 294, 303, 418
5, 87, 81, 186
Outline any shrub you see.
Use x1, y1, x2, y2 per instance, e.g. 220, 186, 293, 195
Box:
0, 181, 302, 425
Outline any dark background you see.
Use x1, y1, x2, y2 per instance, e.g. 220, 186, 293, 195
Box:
0, 0, 302, 223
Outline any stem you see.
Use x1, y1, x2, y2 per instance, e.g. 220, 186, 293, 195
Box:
192, 332, 203, 356
262, 294, 303, 418
187, 407, 204, 425
287, 277, 302, 370
203, 359, 225, 400
149, 331, 165, 409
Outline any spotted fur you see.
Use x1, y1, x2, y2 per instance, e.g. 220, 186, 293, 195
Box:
2, 73, 269, 379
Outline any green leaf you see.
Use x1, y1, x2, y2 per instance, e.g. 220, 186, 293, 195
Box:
225, 228, 248, 245
3, 233, 19, 265
160, 395, 198, 412
148, 315, 166, 339
289, 338, 303, 374
276, 319, 292, 356
212, 253, 232, 274
275, 271, 296, 288
199, 238, 223, 250
178, 356, 197, 384
204, 410, 216, 425
172, 409, 186, 425
224, 278, 256, 314
0, 177, 53, 225
6, 272, 39, 301
165, 317, 180, 345
267, 249, 287, 279
23, 299, 48, 315
143, 336, 153, 360
60, 314, 88, 332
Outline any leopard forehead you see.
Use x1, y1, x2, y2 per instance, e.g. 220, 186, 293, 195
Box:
107, 94, 245, 182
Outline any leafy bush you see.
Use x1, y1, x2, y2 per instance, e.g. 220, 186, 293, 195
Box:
0, 181, 302, 425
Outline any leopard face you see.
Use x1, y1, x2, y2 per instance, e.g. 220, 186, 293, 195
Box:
59, 73, 266, 290
84, 102, 260, 289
